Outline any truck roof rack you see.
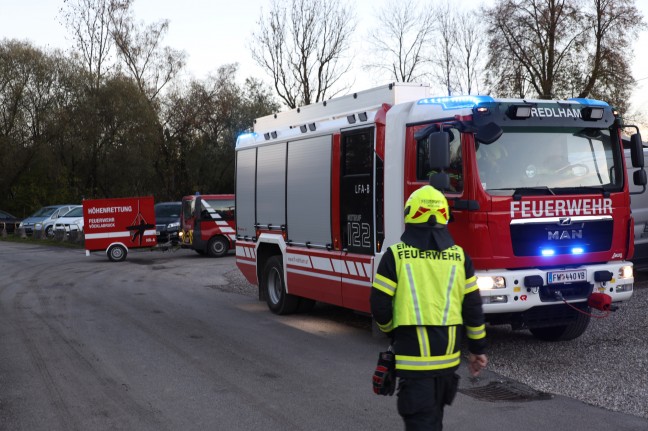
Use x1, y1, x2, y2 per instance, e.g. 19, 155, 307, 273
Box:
253, 82, 433, 133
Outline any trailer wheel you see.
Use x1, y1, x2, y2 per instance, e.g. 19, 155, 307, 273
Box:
107, 244, 127, 262
262, 256, 299, 315
529, 306, 591, 341
207, 236, 228, 257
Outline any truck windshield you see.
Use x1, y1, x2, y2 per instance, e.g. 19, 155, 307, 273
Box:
476, 127, 622, 195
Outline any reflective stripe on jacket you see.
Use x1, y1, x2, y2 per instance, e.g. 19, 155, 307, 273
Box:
388, 242, 467, 328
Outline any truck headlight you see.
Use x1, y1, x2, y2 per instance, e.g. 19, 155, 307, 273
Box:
618, 265, 633, 280
477, 275, 506, 290
167, 221, 180, 229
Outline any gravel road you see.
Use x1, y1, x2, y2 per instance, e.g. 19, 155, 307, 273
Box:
477, 281, 648, 419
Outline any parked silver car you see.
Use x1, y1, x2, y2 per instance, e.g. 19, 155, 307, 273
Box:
53, 206, 84, 234
19, 204, 78, 237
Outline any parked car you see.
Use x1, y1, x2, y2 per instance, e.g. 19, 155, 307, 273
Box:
53, 206, 85, 235
20, 204, 78, 237
154, 201, 182, 244
0, 210, 21, 234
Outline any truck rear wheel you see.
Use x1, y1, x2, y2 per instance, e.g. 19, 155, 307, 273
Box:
107, 244, 127, 262
529, 305, 591, 341
262, 256, 299, 315
207, 236, 228, 257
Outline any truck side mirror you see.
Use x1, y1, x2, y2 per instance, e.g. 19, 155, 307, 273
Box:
633, 168, 647, 187
429, 173, 451, 190
426, 131, 451, 190
427, 131, 450, 170
630, 133, 644, 168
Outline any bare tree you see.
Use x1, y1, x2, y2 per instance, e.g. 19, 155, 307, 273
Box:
363, 0, 435, 83
483, 0, 584, 99
454, 11, 487, 95
574, 0, 643, 112
364, 1, 488, 96
110, 9, 186, 101
250, 0, 356, 108
483, 0, 643, 110
60, 0, 127, 90
428, 1, 459, 96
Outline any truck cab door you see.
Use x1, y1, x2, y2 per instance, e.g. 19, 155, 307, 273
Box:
181, 198, 195, 246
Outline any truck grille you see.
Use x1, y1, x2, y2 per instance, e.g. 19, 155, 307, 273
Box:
510, 218, 612, 256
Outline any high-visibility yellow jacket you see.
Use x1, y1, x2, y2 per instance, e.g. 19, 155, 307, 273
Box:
371, 241, 486, 378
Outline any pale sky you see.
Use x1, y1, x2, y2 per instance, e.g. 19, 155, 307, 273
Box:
1, 0, 648, 118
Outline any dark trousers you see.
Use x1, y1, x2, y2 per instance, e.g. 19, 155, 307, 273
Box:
396, 374, 459, 431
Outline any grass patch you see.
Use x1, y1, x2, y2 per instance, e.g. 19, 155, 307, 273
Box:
0, 234, 84, 249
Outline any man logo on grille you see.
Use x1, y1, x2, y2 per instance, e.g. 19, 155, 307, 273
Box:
559, 218, 572, 226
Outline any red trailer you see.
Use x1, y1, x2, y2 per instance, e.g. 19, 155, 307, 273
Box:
84, 196, 157, 262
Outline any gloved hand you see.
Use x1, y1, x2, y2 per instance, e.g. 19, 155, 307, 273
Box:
372, 350, 396, 396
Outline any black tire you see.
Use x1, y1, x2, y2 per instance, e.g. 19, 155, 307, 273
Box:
45, 225, 54, 238
529, 306, 591, 341
262, 256, 299, 315
107, 244, 127, 262
207, 236, 228, 257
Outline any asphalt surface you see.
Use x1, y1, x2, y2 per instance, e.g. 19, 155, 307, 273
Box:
0, 241, 647, 430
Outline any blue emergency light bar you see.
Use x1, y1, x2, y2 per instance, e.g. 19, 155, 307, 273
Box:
417, 95, 609, 111
237, 132, 257, 140
567, 98, 609, 107
417, 95, 496, 110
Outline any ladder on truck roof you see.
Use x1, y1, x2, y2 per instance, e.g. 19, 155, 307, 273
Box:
253, 82, 433, 133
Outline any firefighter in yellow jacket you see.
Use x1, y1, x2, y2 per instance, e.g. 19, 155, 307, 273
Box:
371, 185, 488, 430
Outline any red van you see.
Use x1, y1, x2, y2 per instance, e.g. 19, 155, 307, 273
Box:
180, 194, 235, 257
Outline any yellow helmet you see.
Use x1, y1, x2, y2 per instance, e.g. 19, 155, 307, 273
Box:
404, 186, 449, 225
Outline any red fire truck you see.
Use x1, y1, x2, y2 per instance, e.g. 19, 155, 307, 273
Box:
179, 193, 236, 257
234, 83, 645, 341
84, 196, 157, 262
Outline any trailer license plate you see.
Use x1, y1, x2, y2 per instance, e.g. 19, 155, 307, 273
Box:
547, 270, 586, 284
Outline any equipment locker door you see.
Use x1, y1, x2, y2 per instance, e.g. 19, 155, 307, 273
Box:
339, 127, 376, 312
340, 127, 375, 254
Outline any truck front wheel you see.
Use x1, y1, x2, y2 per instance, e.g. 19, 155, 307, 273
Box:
529, 306, 591, 341
207, 236, 228, 257
107, 244, 127, 262
262, 256, 299, 315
